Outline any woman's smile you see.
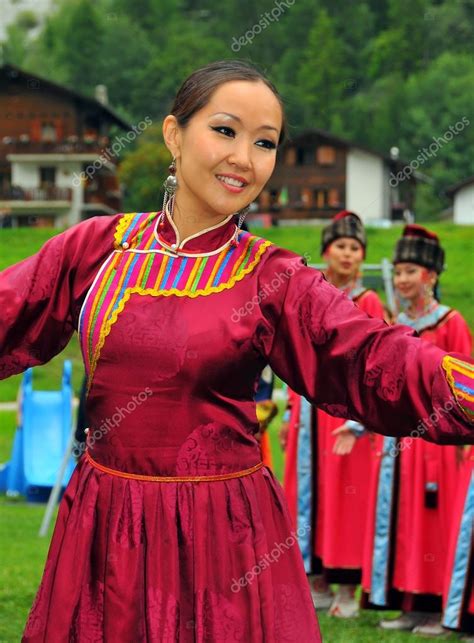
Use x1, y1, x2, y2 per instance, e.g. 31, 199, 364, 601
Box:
216, 172, 249, 193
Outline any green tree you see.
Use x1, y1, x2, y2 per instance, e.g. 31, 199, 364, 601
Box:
118, 123, 171, 212
2, 11, 39, 66
367, 0, 430, 78
297, 9, 347, 131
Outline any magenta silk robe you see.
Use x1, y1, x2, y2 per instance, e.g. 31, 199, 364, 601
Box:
0, 210, 473, 643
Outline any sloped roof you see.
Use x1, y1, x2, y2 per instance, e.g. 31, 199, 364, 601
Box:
0, 63, 131, 130
284, 128, 408, 167
445, 175, 474, 196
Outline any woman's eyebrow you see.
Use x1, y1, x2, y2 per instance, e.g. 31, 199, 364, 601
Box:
209, 112, 279, 133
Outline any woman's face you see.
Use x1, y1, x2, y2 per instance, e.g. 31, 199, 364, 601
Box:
393, 262, 436, 301
163, 80, 282, 220
324, 237, 364, 278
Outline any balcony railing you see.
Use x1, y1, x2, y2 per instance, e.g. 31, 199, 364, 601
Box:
0, 186, 73, 201
0, 139, 115, 158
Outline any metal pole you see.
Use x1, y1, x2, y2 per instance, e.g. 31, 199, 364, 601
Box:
381, 258, 396, 314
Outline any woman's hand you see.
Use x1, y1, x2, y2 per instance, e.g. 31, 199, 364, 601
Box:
332, 424, 357, 455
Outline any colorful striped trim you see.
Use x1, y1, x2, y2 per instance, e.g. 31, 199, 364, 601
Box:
442, 355, 474, 422
113, 212, 158, 250
79, 212, 272, 389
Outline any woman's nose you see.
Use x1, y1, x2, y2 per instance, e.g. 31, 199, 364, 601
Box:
228, 141, 252, 170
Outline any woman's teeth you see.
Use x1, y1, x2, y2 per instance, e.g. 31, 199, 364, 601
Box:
217, 175, 245, 187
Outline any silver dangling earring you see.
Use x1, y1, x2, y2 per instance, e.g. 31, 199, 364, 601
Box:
424, 282, 434, 301
231, 205, 250, 247
158, 158, 177, 231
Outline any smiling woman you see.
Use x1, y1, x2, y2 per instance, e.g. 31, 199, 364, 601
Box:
0, 60, 473, 643
161, 62, 285, 241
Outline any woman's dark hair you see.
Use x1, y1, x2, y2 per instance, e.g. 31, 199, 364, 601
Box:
170, 60, 286, 145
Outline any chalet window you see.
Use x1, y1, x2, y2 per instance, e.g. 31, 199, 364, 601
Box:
40, 167, 56, 186
301, 188, 313, 206
284, 147, 296, 166
328, 188, 341, 207
258, 189, 271, 208
316, 146, 336, 166
269, 189, 280, 207
314, 189, 328, 208
41, 122, 57, 142
296, 147, 314, 166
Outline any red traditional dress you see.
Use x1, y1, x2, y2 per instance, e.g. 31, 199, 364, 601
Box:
442, 446, 474, 633
283, 286, 385, 580
362, 305, 472, 612
0, 211, 473, 642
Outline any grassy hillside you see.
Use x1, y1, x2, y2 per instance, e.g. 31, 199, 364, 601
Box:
0, 222, 472, 402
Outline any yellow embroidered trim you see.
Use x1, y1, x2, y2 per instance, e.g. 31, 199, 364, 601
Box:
87, 239, 272, 389
85, 449, 263, 482
441, 355, 474, 421
113, 213, 136, 249
442, 356, 474, 401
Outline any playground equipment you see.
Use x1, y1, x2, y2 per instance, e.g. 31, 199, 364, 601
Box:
0, 361, 76, 503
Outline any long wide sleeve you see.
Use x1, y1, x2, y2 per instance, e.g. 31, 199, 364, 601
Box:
0, 215, 118, 380
255, 248, 474, 445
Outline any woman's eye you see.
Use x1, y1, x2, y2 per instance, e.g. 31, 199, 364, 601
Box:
256, 139, 277, 150
211, 126, 235, 137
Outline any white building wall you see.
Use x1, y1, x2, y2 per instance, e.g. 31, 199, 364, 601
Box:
55, 162, 84, 225
453, 184, 474, 224
9, 160, 84, 225
345, 149, 388, 221
11, 162, 39, 187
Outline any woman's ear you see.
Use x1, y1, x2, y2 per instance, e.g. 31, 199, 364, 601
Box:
162, 115, 181, 159
428, 269, 438, 286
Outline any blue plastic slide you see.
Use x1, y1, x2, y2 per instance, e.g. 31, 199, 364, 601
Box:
0, 361, 77, 502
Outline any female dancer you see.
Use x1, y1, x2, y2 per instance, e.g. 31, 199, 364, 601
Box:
362, 225, 472, 636
0, 62, 473, 642
281, 211, 385, 617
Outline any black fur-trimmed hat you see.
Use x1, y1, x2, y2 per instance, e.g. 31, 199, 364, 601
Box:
320, 210, 366, 256
393, 225, 445, 274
